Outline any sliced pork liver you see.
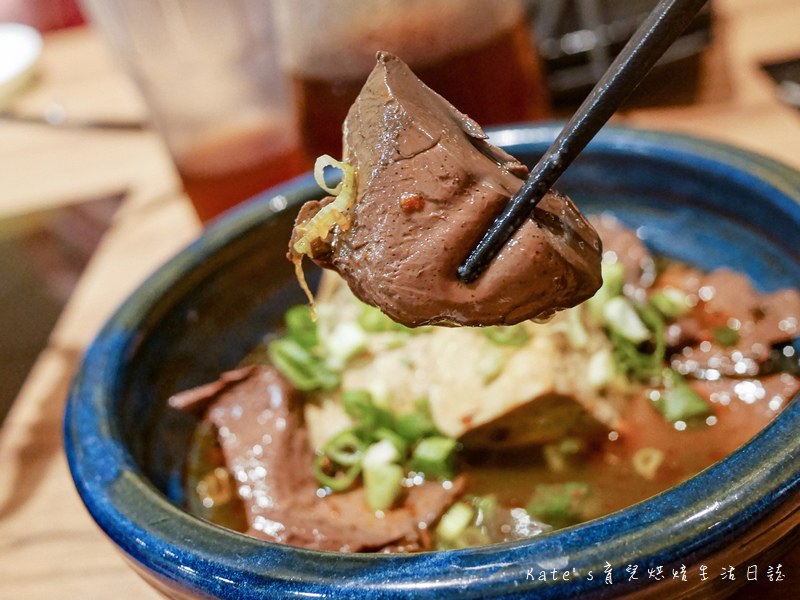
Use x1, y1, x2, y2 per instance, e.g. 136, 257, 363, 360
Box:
291, 52, 602, 327
170, 365, 465, 552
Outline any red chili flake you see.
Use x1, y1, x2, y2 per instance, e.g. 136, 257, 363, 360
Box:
461, 414, 474, 426
400, 193, 425, 213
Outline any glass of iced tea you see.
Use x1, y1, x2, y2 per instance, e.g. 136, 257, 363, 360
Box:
274, 0, 550, 160
81, 0, 308, 223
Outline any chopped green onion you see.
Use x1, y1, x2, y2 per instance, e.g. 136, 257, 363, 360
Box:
268, 338, 340, 391
526, 482, 592, 530
638, 303, 666, 351
609, 302, 666, 381
632, 447, 664, 480
414, 397, 434, 416
604, 259, 626, 294
322, 429, 366, 466
363, 462, 404, 511
471, 495, 498, 526
357, 302, 412, 333
542, 438, 584, 473
565, 307, 589, 349
482, 324, 530, 346
609, 331, 660, 380
649, 288, 690, 320
604, 297, 650, 344
477, 346, 506, 383
559, 438, 582, 454
396, 412, 435, 444
374, 427, 409, 459
409, 436, 458, 480
324, 322, 367, 369
313, 455, 361, 492
367, 381, 391, 408
712, 326, 740, 348
385, 333, 411, 349
587, 259, 626, 322
357, 302, 434, 335
587, 348, 615, 387
342, 390, 394, 433
285, 305, 318, 349
396, 398, 438, 445
543, 445, 567, 474
363, 439, 400, 468
436, 502, 474, 542
654, 369, 711, 422
342, 389, 373, 416
448, 526, 493, 549
358, 303, 399, 332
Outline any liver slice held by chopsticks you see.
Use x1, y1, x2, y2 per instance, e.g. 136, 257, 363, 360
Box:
290, 52, 602, 327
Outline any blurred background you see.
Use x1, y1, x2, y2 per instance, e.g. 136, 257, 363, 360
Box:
0, 0, 724, 425
0, 1, 799, 598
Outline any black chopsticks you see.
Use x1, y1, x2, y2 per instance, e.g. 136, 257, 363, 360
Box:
457, 0, 709, 283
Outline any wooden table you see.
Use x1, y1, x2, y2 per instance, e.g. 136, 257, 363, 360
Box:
1, 1, 800, 597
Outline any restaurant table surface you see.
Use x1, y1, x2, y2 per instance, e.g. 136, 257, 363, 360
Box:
1, 1, 800, 598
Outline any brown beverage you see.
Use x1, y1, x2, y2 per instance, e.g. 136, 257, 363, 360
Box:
290, 20, 549, 159
177, 122, 308, 223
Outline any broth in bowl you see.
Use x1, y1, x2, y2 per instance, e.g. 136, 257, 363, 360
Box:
171, 213, 800, 552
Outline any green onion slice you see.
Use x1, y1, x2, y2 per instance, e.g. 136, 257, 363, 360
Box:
410, 436, 458, 480
711, 326, 740, 348
363, 462, 404, 511
609, 302, 666, 381
587, 259, 626, 322
604, 297, 650, 344
322, 429, 366, 466
357, 302, 433, 335
285, 305, 318, 349
653, 369, 711, 422
374, 427, 409, 459
358, 303, 405, 333
482, 324, 530, 346
632, 447, 664, 480
649, 288, 690, 320
342, 389, 395, 434
313, 455, 361, 492
267, 338, 340, 391
526, 482, 592, 530
477, 347, 506, 383
396, 399, 438, 445
363, 439, 401, 468
437, 502, 475, 542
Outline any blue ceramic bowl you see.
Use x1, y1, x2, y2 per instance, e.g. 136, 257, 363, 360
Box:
65, 124, 800, 599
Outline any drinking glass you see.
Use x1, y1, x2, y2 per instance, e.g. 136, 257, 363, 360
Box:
275, 0, 551, 159
82, 0, 308, 222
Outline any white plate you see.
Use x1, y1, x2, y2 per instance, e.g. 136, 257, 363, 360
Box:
0, 23, 43, 105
